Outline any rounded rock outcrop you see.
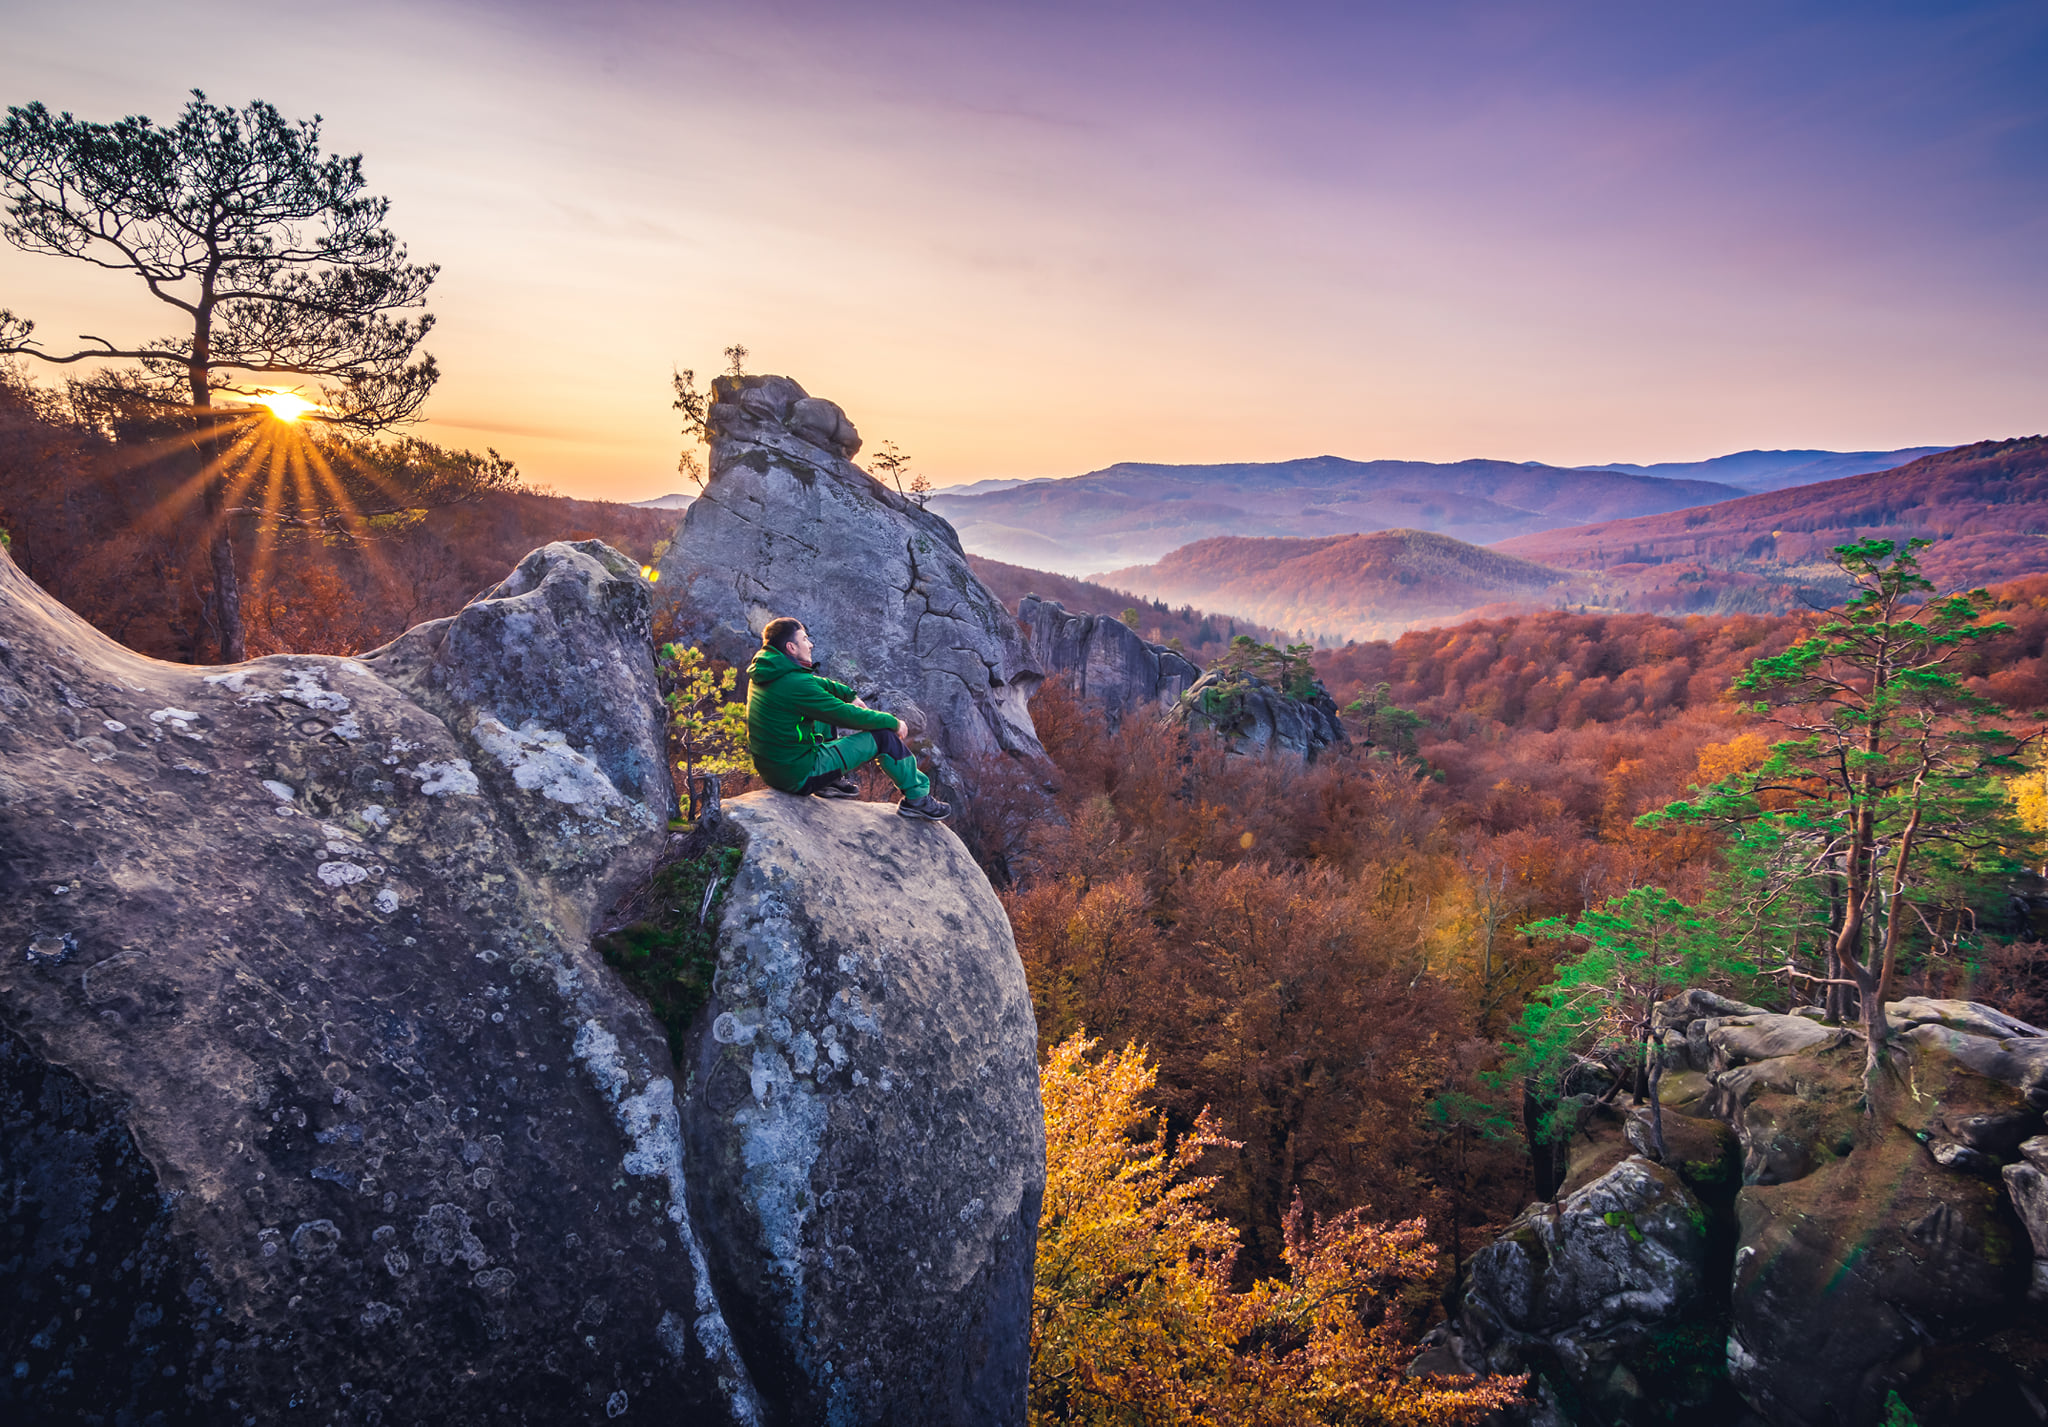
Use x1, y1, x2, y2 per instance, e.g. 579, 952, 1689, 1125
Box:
0, 540, 758, 1423
682, 791, 1044, 1426
1, 538, 1044, 1426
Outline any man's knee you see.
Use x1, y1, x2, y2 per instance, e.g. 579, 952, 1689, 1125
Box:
875, 729, 909, 760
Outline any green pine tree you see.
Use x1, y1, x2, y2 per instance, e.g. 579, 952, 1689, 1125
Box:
1642, 538, 2036, 1103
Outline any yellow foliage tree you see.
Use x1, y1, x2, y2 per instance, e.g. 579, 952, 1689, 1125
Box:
1033, 1033, 1523, 1427
2010, 759, 2048, 874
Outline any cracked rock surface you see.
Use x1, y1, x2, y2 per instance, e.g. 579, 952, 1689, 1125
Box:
653, 374, 1045, 785
1015, 595, 1200, 730
2, 538, 1045, 1426
683, 791, 1044, 1426
1448, 991, 2048, 1424
0, 541, 760, 1424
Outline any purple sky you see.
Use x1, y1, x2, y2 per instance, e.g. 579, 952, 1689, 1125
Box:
2, 0, 2043, 499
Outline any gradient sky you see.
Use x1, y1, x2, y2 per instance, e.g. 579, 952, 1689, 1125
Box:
1, 0, 2044, 501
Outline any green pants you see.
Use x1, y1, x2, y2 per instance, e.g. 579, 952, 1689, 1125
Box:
802, 729, 931, 800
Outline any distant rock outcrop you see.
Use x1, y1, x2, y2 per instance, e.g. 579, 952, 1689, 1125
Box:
684, 793, 1043, 1423
1015, 595, 1200, 728
0, 540, 1041, 1426
653, 374, 1045, 785
1444, 989, 2048, 1424
1166, 668, 1346, 760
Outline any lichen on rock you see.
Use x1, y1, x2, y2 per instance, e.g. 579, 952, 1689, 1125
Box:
682, 792, 1044, 1425
0, 539, 754, 1423
2, 533, 1045, 1425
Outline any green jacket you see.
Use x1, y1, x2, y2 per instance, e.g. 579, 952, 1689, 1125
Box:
745, 646, 901, 792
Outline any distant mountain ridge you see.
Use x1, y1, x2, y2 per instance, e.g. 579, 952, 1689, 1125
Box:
1497, 436, 2048, 595
928, 455, 1739, 573
1055, 439, 2048, 642
964, 553, 1285, 657
1579, 445, 1951, 492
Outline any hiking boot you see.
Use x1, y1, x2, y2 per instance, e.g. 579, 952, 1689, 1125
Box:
896, 793, 952, 821
812, 775, 861, 800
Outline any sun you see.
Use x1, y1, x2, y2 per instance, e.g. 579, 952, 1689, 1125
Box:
251, 390, 320, 423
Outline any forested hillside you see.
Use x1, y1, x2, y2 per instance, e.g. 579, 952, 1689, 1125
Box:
989, 555, 2048, 1304
966, 552, 1284, 659
1096, 528, 1577, 641
1498, 436, 2048, 592
0, 366, 675, 661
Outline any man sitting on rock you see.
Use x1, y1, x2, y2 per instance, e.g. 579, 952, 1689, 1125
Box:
746, 617, 952, 821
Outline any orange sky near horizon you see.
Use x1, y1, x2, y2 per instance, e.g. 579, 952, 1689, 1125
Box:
1, 1, 2042, 504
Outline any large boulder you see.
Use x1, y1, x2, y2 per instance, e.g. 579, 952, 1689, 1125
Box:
1728, 1125, 2024, 1425
654, 375, 1045, 785
1650, 988, 2048, 1424
0, 540, 1044, 1426
0, 540, 752, 1423
683, 793, 1044, 1423
1014, 596, 1200, 729
1456, 1156, 1714, 1420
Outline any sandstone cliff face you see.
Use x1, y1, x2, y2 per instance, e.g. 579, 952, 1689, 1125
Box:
654, 375, 1044, 784
1448, 992, 2048, 1425
1015, 595, 1200, 729
0, 541, 1041, 1426
684, 794, 1043, 1424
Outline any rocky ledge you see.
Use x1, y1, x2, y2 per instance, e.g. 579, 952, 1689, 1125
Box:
1438, 989, 2048, 1426
0, 540, 1042, 1426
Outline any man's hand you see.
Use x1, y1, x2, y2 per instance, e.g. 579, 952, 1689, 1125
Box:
895, 717, 910, 739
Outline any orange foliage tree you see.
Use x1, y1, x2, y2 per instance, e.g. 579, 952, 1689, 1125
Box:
1032, 1033, 1523, 1426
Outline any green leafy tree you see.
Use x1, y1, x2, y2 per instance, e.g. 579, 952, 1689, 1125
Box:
657, 643, 749, 817
1512, 887, 1745, 1169
1644, 539, 2035, 1096
0, 90, 438, 658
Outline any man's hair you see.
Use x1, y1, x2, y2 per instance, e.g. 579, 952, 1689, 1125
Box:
762, 617, 805, 653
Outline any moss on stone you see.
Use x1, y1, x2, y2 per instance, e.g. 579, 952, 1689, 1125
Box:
1635, 1319, 1729, 1409
595, 831, 745, 1061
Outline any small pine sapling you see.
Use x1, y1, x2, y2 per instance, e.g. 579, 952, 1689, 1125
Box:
1514, 887, 1745, 1166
